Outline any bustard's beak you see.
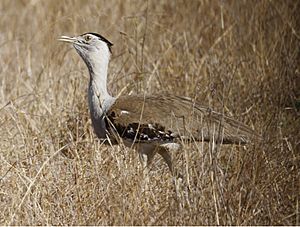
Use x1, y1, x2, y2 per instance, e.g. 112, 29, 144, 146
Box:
58, 35, 77, 43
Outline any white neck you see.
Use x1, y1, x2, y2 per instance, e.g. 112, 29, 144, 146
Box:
87, 49, 112, 105
86, 47, 115, 138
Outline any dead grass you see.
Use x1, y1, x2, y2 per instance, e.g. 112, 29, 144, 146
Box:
0, 0, 299, 225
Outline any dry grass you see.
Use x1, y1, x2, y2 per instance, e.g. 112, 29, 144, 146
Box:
0, 0, 299, 225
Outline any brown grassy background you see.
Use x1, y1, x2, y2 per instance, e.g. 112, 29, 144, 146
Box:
0, 0, 299, 225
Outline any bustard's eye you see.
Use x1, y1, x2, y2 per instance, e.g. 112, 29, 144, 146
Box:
84, 35, 92, 42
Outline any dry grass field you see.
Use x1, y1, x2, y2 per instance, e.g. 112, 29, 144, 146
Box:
0, 0, 299, 225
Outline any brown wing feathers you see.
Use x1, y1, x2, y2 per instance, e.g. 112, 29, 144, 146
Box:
105, 94, 257, 144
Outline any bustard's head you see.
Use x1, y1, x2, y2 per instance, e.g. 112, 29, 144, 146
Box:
59, 33, 113, 73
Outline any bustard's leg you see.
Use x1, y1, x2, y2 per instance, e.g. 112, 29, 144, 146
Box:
158, 147, 187, 203
137, 144, 157, 169
136, 144, 157, 192
157, 142, 183, 176
158, 146, 183, 179
157, 147, 174, 174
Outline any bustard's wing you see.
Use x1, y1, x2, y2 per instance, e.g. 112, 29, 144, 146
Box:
105, 94, 258, 144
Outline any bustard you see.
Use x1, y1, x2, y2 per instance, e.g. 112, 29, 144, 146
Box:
59, 32, 258, 174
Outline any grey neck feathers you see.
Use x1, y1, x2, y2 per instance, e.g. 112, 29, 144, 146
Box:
87, 50, 115, 113
89, 64, 110, 104
86, 49, 115, 139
